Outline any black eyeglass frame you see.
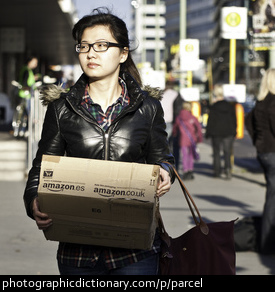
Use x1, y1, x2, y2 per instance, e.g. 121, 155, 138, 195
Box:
75, 41, 125, 53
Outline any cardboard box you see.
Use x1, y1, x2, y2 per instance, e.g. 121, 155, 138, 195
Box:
38, 155, 160, 250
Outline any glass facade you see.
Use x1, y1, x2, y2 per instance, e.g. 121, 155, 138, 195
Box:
165, 0, 266, 90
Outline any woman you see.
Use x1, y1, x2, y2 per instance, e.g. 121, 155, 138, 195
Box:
172, 102, 203, 180
205, 84, 236, 179
23, 8, 175, 275
245, 68, 275, 254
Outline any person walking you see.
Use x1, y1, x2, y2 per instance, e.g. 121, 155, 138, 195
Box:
161, 82, 182, 170
23, 8, 175, 275
205, 84, 237, 179
18, 56, 39, 114
12, 56, 39, 138
172, 102, 203, 180
171, 92, 184, 171
161, 81, 179, 139
245, 68, 275, 254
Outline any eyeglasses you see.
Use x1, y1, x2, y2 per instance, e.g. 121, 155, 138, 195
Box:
75, 41, 124, 53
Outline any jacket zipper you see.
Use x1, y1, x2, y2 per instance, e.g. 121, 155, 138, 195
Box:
104, 131, 109, 160
66, 90, 144, 161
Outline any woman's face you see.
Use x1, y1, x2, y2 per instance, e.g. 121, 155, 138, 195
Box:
78, 25, 128, 81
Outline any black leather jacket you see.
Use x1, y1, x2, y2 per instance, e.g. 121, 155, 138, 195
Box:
245, 93, 275, 153
24, 72, 175, 218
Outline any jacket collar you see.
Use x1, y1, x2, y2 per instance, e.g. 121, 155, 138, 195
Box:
66, 72, 147, 111
40, 71, 162, 107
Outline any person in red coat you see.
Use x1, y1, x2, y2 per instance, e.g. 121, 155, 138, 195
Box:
173, 102, 203, 179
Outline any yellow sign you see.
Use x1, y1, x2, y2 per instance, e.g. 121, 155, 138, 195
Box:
170, 44, 180, 54
180, 39, 200, 71
221, 7, 247, 39
226, 12, 241, 27
185, 44, 194, 52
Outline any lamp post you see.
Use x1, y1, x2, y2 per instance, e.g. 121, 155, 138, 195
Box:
180, 0, 186, 90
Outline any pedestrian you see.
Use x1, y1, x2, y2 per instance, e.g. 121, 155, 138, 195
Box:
161, 81, 179, 139
172, 101, 203, 180
18, 55, 39, 114
12, 56, 40, 138
245, 68, 275, 254
23, 8, 175, 275
172, 92, 184, 171
205, 84, 237, 179
160, 81, 181, 170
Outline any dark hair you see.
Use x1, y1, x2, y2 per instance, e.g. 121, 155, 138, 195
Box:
72, 8, 142, 86
25, 55, 38, 64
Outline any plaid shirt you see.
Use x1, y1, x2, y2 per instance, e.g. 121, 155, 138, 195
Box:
81, 78, 129, 131
57, 78, 160, 270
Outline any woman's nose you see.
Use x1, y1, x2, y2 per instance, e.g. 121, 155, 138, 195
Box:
87, 47, 97, 59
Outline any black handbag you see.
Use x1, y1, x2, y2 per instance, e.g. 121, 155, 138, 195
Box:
234, 216, 262, 252
158, 166, 236, 275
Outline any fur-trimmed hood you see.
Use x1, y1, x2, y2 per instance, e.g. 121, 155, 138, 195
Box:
40, 84, 67, 106
39, 73, 163, 106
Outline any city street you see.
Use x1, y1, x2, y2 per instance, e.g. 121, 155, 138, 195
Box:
1, 0, 275, 283
1, 131, 275, 275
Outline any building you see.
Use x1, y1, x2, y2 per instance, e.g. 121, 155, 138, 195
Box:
131, 0, 166, 70
165, 0, 267, 96
0, 0, 78, 102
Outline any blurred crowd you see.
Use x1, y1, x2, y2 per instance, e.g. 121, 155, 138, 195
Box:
161, 81, 237, 181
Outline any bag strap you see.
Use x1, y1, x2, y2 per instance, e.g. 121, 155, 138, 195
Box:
158, 162, 209, 240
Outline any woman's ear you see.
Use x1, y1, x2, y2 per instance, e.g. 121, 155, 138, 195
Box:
120, 47, 129, 64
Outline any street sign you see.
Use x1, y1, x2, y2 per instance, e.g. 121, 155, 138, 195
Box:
223, 84, 246, 103
140, 65, 166, 89
221, 7, 248, 39
180, 39, 200, 71
180, 87, 200, 102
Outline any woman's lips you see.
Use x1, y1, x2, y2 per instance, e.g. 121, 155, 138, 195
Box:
88, 63, 99, 69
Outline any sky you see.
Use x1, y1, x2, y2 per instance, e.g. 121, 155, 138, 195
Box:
74, 0, 132, 28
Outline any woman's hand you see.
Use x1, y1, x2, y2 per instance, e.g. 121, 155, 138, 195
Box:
32, 197, 53, 230
156, 168, 171, 197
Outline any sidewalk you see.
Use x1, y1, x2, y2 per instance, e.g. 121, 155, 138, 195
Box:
0, 134, 274, 275
160, 141, 275, 275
